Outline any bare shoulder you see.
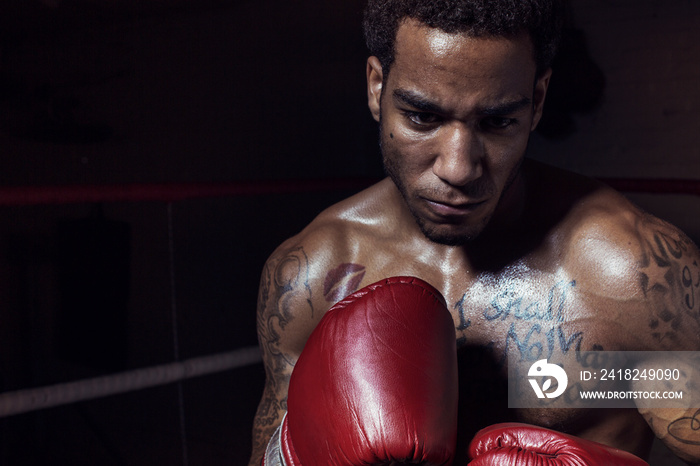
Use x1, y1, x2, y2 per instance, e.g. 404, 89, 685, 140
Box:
538, 164, 700, 350
258, 177, 396, 337
255, 177, 395, 384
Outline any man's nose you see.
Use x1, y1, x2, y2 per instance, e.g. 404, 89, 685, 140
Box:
431, 124, 484, 187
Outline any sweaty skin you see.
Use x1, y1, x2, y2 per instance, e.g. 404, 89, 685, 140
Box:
249, 20, 700, 466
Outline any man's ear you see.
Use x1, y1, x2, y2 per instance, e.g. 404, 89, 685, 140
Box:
531, 68, 552, 131
366, 56, 383, 122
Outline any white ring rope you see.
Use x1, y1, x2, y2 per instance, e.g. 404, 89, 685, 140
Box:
0, 346, 262, 418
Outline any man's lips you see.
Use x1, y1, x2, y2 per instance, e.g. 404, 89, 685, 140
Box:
423, 197, 487, 217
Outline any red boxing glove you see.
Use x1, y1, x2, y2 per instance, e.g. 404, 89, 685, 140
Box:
265, 276, 458, 466
468, 423, 649, 466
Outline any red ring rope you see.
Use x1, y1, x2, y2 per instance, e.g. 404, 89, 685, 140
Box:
600, 178, 700, 196
0, 178, 380, 206
0, 177, 696, 206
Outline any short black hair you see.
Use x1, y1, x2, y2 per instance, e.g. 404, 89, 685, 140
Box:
363, 0, 563, 77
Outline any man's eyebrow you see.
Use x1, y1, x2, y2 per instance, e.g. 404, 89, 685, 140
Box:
392, 89, 443, 113
392, 89, 532, 116
479, 97, 532, 116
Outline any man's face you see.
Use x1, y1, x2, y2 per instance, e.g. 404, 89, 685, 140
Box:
366, 19, 551, 245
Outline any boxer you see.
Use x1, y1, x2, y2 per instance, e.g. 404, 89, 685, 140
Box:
249, 0, 700, 464
259, 277, 651, 466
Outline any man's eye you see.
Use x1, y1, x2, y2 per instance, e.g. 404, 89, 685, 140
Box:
404, 111, 439, 126
482, 117, 516, 130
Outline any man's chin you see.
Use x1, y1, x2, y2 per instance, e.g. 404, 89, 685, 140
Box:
416, 219, 486, 246
425, 233, 474, 246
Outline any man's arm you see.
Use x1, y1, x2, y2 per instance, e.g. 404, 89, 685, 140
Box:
631, 213, 700, 464
638, 402, 700, 465
249, 245, 317, 466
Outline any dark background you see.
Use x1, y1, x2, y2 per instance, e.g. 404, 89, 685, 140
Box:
0, 0, 698, 464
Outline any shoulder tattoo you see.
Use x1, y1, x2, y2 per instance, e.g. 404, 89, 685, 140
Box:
257, 246, 313, 371
254, 247, 313, 423
635, 214, 700, 345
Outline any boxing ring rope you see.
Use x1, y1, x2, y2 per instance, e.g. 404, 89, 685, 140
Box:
0, 176, 698, 420
600, 178, 700, 196
0, 347, 261, 418
0, 176, 698, 206
0, 177, 381, 206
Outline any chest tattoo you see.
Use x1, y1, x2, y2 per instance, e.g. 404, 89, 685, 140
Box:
454, 279, 598, 366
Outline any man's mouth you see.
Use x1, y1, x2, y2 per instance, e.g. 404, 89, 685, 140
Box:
422, 197, 487, 217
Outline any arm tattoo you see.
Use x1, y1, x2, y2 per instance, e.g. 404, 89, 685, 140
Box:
668, 409, 700, 446
251, 247, 313, 462
633, 222, 700, 459
636, 214, 700, 346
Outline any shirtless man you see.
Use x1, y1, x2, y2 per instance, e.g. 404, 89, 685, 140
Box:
249, 0, 700, 464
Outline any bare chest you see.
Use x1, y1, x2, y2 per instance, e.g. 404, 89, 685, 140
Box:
435, 274, 650, 457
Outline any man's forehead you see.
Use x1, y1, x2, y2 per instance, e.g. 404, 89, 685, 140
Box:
395, 18, 465, 58
385, 19, 539, 114
393, 18, 536, 69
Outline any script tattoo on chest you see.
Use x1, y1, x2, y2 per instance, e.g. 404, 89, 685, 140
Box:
482, 279, 576, 323
456, 280, 591, 366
